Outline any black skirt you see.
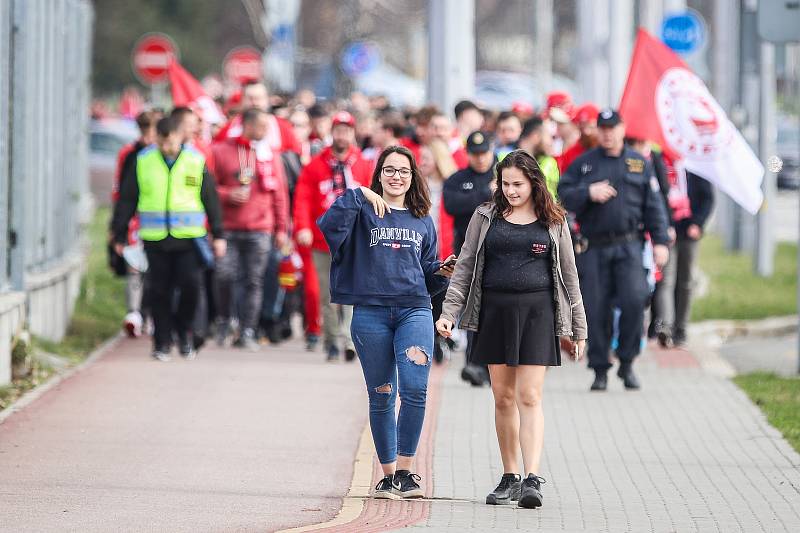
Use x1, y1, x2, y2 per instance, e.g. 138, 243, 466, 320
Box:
471, 290, 561, 367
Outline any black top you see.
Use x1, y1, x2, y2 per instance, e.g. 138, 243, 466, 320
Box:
558, 146, 670, 245
482, 217, 553, 293
442, 165, 496, 255
111, 147, 223, 252
675, 171, 715, 237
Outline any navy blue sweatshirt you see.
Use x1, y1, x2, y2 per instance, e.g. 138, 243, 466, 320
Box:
318, 188, 447, 308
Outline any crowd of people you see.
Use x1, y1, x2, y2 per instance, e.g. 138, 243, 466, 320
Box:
109, 81, 714, 372
108, 81, 715, 507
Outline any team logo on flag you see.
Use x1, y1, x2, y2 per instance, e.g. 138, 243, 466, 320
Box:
655, 68, 733, 161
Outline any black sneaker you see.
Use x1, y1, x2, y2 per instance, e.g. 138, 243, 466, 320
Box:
392, 470, 424, 499
345, 348, 357, 362
590, 370, 608, 391
179, 333, 196, 360
151, 349, 172, 362
238, 328, 260, 352
518, 474, 546, 509
617, 362, 641, 390
306, 334, 319, 351
673, 328, 687, 346
326, 345, 340, 362
486, 473, 521, 505
461, 363, 489, 387
215, 319, 231, 347
373, 474, 398, 499
657, 330, 674, 349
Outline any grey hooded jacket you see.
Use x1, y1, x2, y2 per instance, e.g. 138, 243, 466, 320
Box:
440, 203, 588, 340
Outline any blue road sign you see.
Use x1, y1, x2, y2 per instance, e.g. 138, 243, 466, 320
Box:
340, 42, 381, 77
661, 11, 706, 55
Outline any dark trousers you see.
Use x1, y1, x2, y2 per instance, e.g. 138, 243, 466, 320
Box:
260, 246, 283, 325
431, 288, 446, 361
577, 241, 649, 371
145, 247, 203, 350
655, 237, 699, 334
215, 231, 272, 330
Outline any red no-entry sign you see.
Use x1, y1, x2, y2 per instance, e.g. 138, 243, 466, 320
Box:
223, 46, 263, 86
132, 33, 180, 85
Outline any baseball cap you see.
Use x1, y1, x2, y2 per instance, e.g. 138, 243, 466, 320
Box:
545, 91, 573, 111
573, 103, 600, 124
596, 108, 622, 128
332, 111, 356, 128
511, 101, 534, 116
466, 131, 493, 153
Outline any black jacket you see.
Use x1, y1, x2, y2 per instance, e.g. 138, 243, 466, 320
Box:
443, 165, 495, 255
675, 171, 715, 237
559, 146, 670, 245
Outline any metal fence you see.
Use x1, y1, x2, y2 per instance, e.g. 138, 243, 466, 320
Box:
0, 0, 93, 293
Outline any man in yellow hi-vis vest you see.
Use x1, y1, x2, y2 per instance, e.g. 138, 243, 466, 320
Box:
111, 115, 225, 362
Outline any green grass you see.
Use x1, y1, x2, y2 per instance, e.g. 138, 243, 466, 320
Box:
734, 372, 800, 453
0, 208, 126, 410
40, 207, 126, 359
692, 235, 798, 321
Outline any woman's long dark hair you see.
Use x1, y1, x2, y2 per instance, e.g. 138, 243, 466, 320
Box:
493, 149, 565, 227
370, 145, 431, 218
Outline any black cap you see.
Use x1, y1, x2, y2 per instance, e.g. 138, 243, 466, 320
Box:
466, 130, 493, 153
596, 108, 622, 128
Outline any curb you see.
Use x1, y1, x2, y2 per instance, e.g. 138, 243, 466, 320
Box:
0, 333, 122, 425
277, 422, 374, 533
279, 362, 448, 533
688, 315, 797, 341
686, 315, 797, 378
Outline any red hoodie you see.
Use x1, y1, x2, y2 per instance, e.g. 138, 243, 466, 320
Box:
557, 141, 586, 174
210, 136, 289, 235
293, 145, 373, 252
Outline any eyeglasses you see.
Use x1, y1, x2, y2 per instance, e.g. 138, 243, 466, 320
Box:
382, 166, 412, 179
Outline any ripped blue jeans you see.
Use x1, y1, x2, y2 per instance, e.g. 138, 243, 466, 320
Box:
351, 305, 433, 465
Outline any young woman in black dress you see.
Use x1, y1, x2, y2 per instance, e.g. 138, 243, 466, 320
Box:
436, 150, 587, 509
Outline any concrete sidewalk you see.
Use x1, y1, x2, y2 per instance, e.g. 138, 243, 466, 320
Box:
3, 336, 800, 532
298, 343, 800, 532
0, 337, 368, 532
412, 344, 800, 532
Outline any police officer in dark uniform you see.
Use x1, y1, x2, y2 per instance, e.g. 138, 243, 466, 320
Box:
558, 109, 670, 391
444, 131, 496, 254
443, 130, 496, 386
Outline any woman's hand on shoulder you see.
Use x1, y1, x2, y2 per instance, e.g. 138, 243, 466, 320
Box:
360, 186, 391, 218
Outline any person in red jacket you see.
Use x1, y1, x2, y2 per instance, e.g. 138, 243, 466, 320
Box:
293, 111, 372, 362
110, 110, 161, 338
419, 140, 457, 364
557, 103, 599, 173
214, 80, 301, 156
211, 107, 290, 350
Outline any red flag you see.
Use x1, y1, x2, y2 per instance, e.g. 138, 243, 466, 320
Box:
168, 60, 224, 125
619, 29, 764, 214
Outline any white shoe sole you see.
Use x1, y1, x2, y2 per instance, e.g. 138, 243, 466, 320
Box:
392, 488, 424, 499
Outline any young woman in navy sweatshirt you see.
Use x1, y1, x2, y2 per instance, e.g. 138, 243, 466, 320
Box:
318, 145, 455, 499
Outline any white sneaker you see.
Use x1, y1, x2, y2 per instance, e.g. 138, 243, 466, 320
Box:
123, 311, 143, 337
